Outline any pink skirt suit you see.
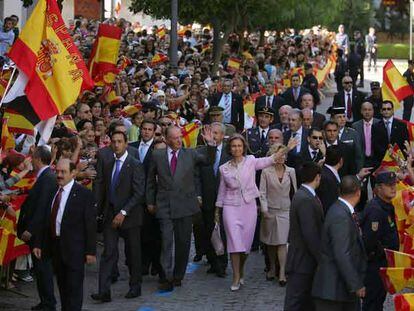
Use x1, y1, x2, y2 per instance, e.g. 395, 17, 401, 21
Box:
215, 155, 274, 253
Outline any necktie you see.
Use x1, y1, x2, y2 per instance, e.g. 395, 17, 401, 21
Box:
213, 148, 221, 176
292, 132, 297, 138
386, 120, 391, 141
293, 88, 298, 101
110, 159, 122, 203
170, 150, 177, 175
312, 150, 318, 161
364, 122, 372, 157
50, 188, 63, 238
261, 129, 266, 143
346, 93, 352, 119
224, 94, 231, 123
139, 142, 146, 163
266, 96, 271, 107
352, 212, 362, 235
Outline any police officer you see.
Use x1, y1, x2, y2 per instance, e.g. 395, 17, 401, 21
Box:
246, 106, 275, 158
359, 171, 399, 311
366, 81, 382, 119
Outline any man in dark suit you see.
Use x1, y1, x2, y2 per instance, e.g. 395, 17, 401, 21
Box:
300, 93, 326, 129
332, 76, 366, 123
294, 128, 325, 173
283, 109, 309, 168
92, 131, 145, 302
365, 81, 382, 119
246, 107, 274, 158
129, 120, 162, 277
285, 162, 324, 311
312, 176, 367, 311
282, 73, 310, 109
372, 100, 410, 168
33, 159, 97, 311
210, 78, 244, 132
17, 146, 57, 311
275, 105, 293, 134
198, 122, 232, 277
146, 125, 216, 291
302, 63, 321, 106
254, 81, 285, 124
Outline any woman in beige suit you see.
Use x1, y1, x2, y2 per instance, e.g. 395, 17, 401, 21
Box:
259, 143, 297, 286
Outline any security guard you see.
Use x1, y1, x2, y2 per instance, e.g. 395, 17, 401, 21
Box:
245, 106, 275, 158
366, 81, 382, 119
206, 106, 236, 139
359, 171, 399, 311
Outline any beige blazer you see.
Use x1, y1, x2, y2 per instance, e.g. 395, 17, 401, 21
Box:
259, 165, 297, 213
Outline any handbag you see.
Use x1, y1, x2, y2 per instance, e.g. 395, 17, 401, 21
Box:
211, 223, 225, 256
287, 171, 295, 201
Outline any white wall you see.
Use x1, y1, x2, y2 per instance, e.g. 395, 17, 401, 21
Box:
3, 0, 24, 27
61, 0, 74, 24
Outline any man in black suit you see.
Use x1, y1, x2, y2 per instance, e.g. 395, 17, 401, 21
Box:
332, 76, 366, 123
285, 162, 324, 311
312, 176, 367, 311
372, 100, 410, 168
302, 63, 321, 106
365, 81, 382, 119
198, 122, 232, 277
300, 93, 326, 129
282, 73, 310, 109
254, 81, 285, 124
92, 131, 145, 302
210, 78, 244, 132
275, 105, 293, 134
283, 109, 309, 167
130, 120, 163, 278
33, 159, 97, 311
17, 146, 57, 311
294, 128, 325, 172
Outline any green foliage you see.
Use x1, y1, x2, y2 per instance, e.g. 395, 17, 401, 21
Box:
21, 0, 34, 8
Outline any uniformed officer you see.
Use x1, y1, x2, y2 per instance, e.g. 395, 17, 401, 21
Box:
206, 106, 236, 140
359, 171, 399, 311
366, 81, 382, 119
246, 106, 274, 158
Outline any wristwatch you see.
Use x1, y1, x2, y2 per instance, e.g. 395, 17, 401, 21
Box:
120, 210, 127, 216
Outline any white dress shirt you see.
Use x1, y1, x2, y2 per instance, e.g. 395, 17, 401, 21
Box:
325, 164, 341, 183
302, 183, 316, 197
292, 126, 303, 153
112, 150, 128, 180
259, 126, 270, 139
326, 139, 339, 147
52, 179, 75, 237
167, 147, 180, 165
138, 138, 154, 162
338, 197, 355, 214
218, 92, 232, 123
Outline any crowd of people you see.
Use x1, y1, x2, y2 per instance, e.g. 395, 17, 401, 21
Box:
1, 14, 414, 311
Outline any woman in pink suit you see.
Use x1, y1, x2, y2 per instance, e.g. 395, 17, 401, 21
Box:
215, 134, 284, 291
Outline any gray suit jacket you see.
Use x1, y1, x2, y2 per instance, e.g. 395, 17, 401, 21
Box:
312, 199, 367, 302
352, 118, 380, 160
340, 126, 364, 171
146, 146, 216, 219
286, 186, 324, 274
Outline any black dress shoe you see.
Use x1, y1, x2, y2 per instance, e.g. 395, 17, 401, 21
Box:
31, 303, 43, 310
193, 254, 203, 262
206, 267, 216, 274
91, 292, 111, 303
158, 281, 173, 292
111, 276, 118, 284
172, 279, 182, 287
125, 286, 141, 299
216, 270, 226, 278
279, 280, 287, 287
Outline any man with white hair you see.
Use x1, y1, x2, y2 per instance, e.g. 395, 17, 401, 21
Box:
275, 105, 293, 133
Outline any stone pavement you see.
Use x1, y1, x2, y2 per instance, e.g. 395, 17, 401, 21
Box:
1, 60, 404, 310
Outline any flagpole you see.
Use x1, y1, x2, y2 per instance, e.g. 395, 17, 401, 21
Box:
0, 66, 17, 108
410, 0, 413, 60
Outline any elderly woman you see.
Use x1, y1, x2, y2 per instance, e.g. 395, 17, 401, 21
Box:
215, 134, 285, 291
259, 143, 297, 286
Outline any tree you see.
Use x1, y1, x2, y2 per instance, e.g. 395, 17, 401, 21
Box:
21, 0, 65, 10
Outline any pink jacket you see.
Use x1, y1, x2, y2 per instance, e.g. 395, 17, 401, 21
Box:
216, 155, 274, 207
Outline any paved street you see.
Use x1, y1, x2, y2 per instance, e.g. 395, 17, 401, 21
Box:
0, 59, 404, 311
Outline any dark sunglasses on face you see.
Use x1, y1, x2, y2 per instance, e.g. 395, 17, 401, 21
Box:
343, 81, 353, 84
161, 122, 172, 126
382, 108, 392, 111
312, 136, 323, 140
155, 132, 162, 136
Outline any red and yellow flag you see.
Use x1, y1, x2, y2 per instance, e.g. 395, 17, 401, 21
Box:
382, 59, 414, 110
7, 0, 93, 121
1, 118, 15, 150
88, 24, 122, 85
374, 144, 405, 176
59, 115, 77, 133
122, 104, 142, 117
227, 57, 242, 73
118, 55, 131, 71
156, 26, 166, 40
394, 293, 414, 310
379, 267, 414, 294
403, 233, 414, 256
151, 53, 168, 67
182, 122, 201, 148
3, 109, 34, 135
385, 249, 414, 268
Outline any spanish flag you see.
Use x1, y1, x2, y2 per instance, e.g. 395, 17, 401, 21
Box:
182, 122, 201, 148
122, 104, 142, 117
394, 293, 414, 310
151, 53, 168, 67
374, 144, 405, 176
385, 249, 414, 268
399, 118, 414, 141
382, 59, 414, 110
379, 267, 414, 294
5, 0, 93, 122
403, 233, 414, 255
3, 108, 35, 135
227, 57, 242, 73
60, 115, 77, 133
88, 24, 122, 85
1, 118, 15, 150
156, 26, 166, 40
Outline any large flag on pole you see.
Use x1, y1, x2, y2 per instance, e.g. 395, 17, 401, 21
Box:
4, 0, 93, 122
88, 24, 122, 86
382, 59, 414, 110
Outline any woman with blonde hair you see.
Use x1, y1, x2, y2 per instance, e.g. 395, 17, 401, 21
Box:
215, 134, 285, 291
259, 143, 297, 286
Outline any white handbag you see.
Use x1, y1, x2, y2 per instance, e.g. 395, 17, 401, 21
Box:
210, 223, 225, 256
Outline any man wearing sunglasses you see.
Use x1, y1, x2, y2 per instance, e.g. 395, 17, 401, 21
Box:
332, 76, 366, 124
372, 100, 409, 168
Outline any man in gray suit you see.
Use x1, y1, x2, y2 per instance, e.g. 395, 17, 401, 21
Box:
312, 176, 367, 311
91, 131, 145, 302
146, 125, 216, 291
284, 162, 324, 311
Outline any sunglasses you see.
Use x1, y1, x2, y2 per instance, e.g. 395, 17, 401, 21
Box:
312, 136, 323, 140
382, 108, 392, 111
343, 81, 353, 84
161, 122, 172, 126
